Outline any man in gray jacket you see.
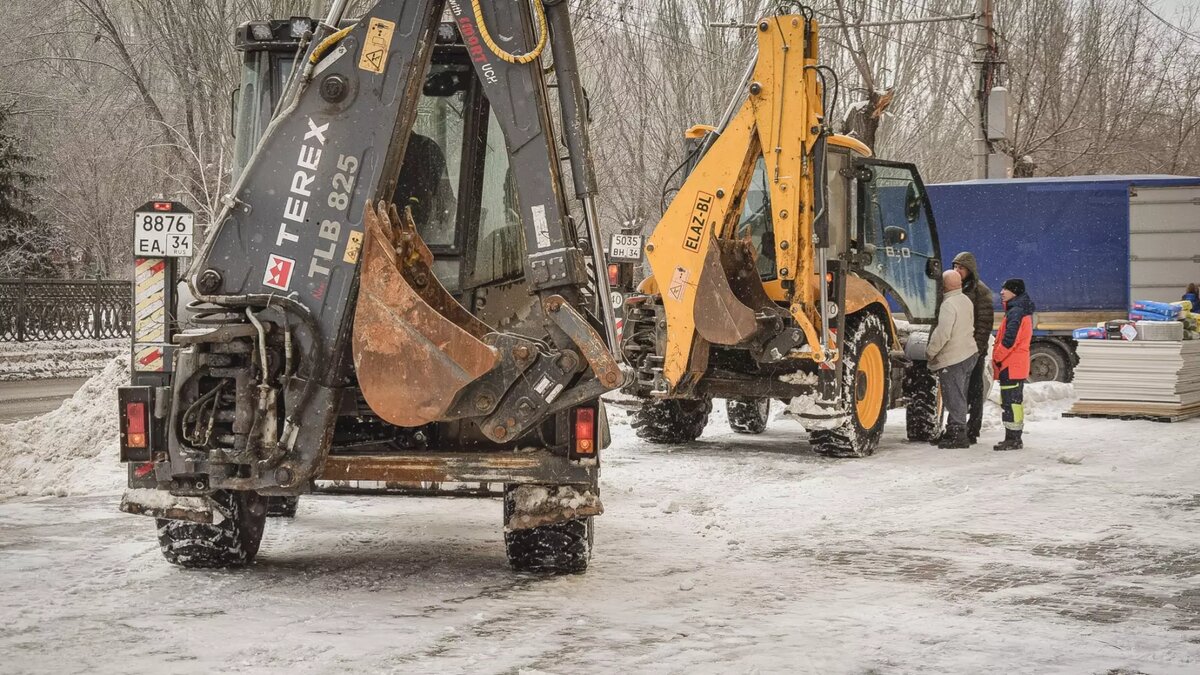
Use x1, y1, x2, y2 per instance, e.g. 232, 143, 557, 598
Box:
926, 270, 979, 449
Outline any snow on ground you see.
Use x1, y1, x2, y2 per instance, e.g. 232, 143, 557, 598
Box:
983, 380, 1078, 426
0, 338, 124, 381
2, 385, 1199, 673
0, 357, 127, 496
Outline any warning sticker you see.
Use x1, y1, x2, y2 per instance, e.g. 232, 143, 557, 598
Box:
343, 230, 364, 264
531, 204, 551, 249
134, 344, 165, 372
668, 266, 690, 302
359, 18, 396, 74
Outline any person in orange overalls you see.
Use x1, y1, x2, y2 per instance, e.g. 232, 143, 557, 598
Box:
993, 278, 1033, 451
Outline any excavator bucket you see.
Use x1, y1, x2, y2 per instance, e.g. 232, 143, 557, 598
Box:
352, 200, 500, 427
693, 236, 774, 346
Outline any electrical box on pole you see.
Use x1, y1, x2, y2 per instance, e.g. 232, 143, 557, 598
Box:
987, 86, 1010, 141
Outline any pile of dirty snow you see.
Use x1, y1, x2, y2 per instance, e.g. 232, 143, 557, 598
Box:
0, 357, 128, 497
0, 339, 124, 381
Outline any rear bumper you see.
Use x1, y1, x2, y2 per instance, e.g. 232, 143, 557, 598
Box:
127, 448, 597, 495
318, 450, 597, 485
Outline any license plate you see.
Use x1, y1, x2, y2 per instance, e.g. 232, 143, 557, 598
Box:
608, 233, 643, 261
134, 211, 194, 258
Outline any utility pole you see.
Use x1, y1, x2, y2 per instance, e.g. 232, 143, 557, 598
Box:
974, 0, 1011, 178
973, 0, 994, 179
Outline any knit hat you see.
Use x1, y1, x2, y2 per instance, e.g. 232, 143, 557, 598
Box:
1002, 278, 1026, 296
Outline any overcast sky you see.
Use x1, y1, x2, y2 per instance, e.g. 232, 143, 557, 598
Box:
1158, 0, 1199, 14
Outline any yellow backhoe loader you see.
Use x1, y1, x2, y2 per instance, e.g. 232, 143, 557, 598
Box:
620, 5, 944, 457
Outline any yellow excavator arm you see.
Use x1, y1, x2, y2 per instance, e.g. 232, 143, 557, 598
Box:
645, 14, 829, 391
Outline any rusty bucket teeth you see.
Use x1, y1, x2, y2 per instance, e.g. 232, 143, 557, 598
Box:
352, 200, 499, 427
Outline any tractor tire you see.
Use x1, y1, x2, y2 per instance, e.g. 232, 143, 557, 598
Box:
266, 496, 299, 518
631, 398, 712, 444
503, 486, 592, 574
156, 490, 268, 569
727, 398, 770, 434
811, 312, 890, 458
903, 361, 943, 442
1029, 341, 1070, 383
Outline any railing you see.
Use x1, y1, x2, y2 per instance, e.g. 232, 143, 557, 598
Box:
0, 279, 132, 342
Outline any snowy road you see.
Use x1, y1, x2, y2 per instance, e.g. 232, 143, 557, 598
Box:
0, 377, 89, 423
2, 398, 1199, 674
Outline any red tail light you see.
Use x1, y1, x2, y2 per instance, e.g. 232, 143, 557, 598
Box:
574, 407, 596, 455
152, 201, 173, 211
607, 263, 620, 286
125, 401, 147, 448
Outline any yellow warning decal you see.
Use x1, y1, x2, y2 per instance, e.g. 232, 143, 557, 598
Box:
668, 266, 689, 302
344, 230, 364, 264
359, 18, 395, 74
134, 344, 165, 372
133, 258, 166, 343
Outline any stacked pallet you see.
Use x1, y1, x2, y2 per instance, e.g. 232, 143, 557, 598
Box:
1068, 340, 1200, 422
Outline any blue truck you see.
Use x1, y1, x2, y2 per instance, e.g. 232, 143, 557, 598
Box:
927, 175, 1200, 382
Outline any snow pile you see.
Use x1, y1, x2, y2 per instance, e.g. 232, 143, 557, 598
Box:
0, 356, 128, 497
506, 484, 602, 530
782, 394, 844, 429
777, 371, 817, 385
0, 338, 124, 381
983, 380, 1077, 428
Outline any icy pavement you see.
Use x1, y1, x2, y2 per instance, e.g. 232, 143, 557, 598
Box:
2, 399, 1200, 673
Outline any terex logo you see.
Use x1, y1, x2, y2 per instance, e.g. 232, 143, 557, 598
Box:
263, 254, 295, 291
684, 191, 715, 251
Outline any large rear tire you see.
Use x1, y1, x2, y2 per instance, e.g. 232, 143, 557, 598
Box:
811, 312, 890, 458
632, 398, 712, 444
503, 486, 592, 574
156, 490, 268, 569
903, 361, 943, 442
727, 398, 770, 434
1029, 341, 1070, 383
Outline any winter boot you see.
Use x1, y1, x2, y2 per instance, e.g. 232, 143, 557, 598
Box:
993, 430, 1023, 451
938, 424, 969, 449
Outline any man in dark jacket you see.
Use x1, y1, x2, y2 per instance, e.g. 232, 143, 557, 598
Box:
952, 252, 993, 445
993, 279, 1034, 450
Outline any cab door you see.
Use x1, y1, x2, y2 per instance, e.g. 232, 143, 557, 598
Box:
853, 159, 943, 323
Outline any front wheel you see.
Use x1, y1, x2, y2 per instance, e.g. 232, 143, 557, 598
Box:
266, 496, 299, 518
727, 398, 770, 434
903, 361, 943, 442
632, 398, 712, 444
811, 312, 890, 458
156, 490, 268, 569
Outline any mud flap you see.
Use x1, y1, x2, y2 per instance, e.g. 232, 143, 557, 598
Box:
353, 200, 501, 427
505, 484, 604, 531
119, 488, 222, 525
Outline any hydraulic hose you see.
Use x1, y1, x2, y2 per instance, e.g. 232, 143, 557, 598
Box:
472, 0, 548, 64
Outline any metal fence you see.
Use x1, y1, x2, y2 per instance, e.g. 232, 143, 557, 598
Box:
0, 278, 132, 342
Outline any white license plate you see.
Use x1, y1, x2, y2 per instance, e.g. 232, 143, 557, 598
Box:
608, 233, 643, 261
135, 211, 195, 258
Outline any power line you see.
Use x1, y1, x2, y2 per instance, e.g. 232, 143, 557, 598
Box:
825, 12, 977, 29
1133, 0, 1200, 46
572, 3, 754, 65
